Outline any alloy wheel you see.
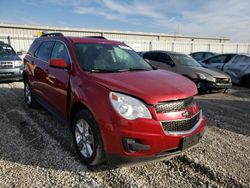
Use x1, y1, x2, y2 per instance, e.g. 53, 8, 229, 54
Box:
75, 119, 95, 158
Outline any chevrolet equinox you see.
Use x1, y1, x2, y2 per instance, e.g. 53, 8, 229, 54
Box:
23, 33, 206, 166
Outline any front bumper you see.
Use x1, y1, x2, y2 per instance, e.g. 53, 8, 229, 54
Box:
107, 130, 205, 166
0, 67, 23, 81
197, 80, 232, 91
101, 105, 207, 166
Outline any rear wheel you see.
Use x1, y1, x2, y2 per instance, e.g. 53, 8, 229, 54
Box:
24, 80, 39, 108
72, 110, 105, 166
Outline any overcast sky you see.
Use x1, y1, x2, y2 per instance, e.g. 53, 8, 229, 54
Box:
0, 0, 249, 42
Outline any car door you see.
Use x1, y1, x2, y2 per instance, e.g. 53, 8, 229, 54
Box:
203, 55, 228, 70
46, 41, 71, 118
225, 55, 250, 83
33, 41, 55, 102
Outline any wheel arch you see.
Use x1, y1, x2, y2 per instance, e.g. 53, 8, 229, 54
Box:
69, 101, 92, 128
182, 74, 193, 81
22, 72, 28, 81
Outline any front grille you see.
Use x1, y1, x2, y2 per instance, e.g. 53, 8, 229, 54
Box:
216, 78, 230, 84
155, 97, 193, 113
0, 62, 14, 69
161, 111, 201, 133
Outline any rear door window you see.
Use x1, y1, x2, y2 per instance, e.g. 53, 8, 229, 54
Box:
36, 41, 55, 62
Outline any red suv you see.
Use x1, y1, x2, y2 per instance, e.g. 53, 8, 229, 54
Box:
23, 33, 206, 166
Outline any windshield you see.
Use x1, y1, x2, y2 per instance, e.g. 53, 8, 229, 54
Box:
74, 43, 153, 72
0, 45, 16, 56
172, 54, 201, 67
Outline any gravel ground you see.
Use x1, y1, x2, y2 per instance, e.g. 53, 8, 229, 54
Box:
0, 82, 249, 188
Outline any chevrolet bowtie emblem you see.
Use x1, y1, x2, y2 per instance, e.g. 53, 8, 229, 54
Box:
182, 110, 191, 118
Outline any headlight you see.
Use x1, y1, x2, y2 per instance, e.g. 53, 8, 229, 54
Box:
197, 73, 207, 80
14, 61, 23, 67
197, 73, 216, 82
109, 92, 152, 120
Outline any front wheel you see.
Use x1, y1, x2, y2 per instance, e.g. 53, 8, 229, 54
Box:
72, 110, 105, 166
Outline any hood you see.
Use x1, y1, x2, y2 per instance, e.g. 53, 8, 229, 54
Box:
191, 66, 229, 78
90, 69, 197, 104
0, 54, 21, 61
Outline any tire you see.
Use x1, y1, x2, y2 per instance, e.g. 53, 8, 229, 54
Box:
72, 109, 105, 166
24, 79, 39, 108
243, 77, 250, 88
196, 82, 205, 94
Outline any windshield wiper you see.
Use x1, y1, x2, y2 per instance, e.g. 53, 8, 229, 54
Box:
118, 68, 151, 72
89, 68, 151, 73
89, 69, 121, 73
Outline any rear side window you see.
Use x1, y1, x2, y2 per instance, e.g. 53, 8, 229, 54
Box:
192, 53, 203, 59
51, 41, 71, 64
204, 53, 214, 59
224, 54, 236, 63
35, 41, 54, 62
143, 52, 157, 61
155, 53, 173, 63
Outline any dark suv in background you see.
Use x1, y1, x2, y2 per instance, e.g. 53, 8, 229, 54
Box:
23, 33, 206, 166
0, 41, 23, 81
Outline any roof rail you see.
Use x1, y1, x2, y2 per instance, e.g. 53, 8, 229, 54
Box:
85, 36, 107, 39
41, 32, 64, 37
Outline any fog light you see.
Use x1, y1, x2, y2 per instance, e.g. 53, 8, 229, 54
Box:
122, 138, 150, 152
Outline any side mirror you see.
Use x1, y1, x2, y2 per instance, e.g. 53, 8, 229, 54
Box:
166, 61, 175, 67
170, 63, 175, 67
204, 60, 210, 64
49, 58, 68, 69
17, 51, 23, 55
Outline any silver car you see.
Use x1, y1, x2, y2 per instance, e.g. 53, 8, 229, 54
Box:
200, 53, 236, 70
223, 54, 250, 87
